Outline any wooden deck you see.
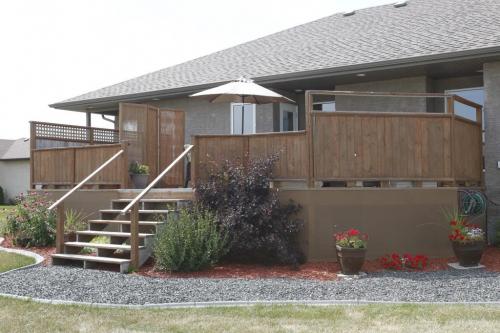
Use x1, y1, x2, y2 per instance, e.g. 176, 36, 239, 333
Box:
30, 91, 484, 189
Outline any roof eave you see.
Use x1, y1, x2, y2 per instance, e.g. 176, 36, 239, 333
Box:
50, 46, 500, 111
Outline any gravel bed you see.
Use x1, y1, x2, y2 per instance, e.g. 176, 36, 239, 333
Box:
0, 266, 499, 305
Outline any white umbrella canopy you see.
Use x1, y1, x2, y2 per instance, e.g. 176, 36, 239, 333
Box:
189, 78, 295, 104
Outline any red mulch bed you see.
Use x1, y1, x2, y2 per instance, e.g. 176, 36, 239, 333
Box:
3, 235, 500, 280
1, 236, 55, 266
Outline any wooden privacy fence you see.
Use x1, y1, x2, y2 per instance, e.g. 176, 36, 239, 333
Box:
191, 131, 308, 181
30, 121, 119, 149
191, 91, 483, 187
31, 143, 128, 189
312, 112, 482, 183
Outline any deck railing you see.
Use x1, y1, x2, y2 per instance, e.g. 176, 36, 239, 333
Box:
31, 143, 129, 189
30, 121, 119, 149
191, 91, 483, 187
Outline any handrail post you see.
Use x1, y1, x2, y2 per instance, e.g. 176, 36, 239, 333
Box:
448, 95, 456, 186
130, 202, 140, 269
56, 203, 65, 253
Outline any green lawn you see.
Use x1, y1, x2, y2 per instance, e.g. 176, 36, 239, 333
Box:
0, 252, 35, 273
0, 298, 499, 333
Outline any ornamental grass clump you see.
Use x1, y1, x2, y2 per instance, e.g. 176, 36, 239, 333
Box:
334, 229, 368, 249
5, 192, 56, 247
154, 207, 228, 272
195, 154, 304, 266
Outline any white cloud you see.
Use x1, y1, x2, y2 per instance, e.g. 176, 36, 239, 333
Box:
0, 0, 391, 139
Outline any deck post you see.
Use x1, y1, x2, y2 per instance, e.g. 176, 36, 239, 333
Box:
191, 136, 199, 186
476, 106, 484, 186
130, 202, 140, 269
56, 203, 65, 253
305, 91, 315, 188
29, 122, 36, 189
447, 95, 456, 186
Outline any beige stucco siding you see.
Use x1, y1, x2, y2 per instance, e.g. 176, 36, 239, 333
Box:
0, 159, 30, 202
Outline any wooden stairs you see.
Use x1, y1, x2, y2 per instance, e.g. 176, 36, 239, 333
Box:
51, 198, 190, 273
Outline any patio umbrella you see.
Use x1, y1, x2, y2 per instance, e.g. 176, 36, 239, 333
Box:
190, 78, 295, 134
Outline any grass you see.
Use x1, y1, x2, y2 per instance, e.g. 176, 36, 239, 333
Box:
0, 297, 499, 333
0, 252, 35, 273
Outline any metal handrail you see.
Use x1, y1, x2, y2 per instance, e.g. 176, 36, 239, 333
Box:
121, 145, 194, 214
48, 149, 125, 211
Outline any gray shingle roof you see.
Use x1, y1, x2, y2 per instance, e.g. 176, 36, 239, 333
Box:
0, 139, 30, 160
54, 0, 500, 107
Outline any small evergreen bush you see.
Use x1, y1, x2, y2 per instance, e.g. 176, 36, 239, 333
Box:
154, 207, 228, 272
195, 155, 304, 266
5, 192, 56, 247
0, 186, 4, 204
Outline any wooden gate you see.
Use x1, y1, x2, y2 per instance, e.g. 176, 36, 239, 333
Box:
119, 103, 185, 188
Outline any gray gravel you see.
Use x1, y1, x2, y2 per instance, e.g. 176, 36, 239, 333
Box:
0, 266, 499, 305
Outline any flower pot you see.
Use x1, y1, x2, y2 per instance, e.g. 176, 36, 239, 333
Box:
130, 174, 149, 189
336, 245, 367, 275
451, 240, 485, 267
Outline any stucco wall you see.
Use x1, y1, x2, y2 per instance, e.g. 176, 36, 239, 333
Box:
335, 76, 429, 112
0, 159, 30, 203
484, 61, 500, 242
429, 75, 483, 113
278, 188, 473, 261
153, 97, 277, 143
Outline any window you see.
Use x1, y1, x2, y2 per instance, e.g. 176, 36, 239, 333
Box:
231, 103, 256, 134
313, 101, 336, 112
280, 104, 298, 132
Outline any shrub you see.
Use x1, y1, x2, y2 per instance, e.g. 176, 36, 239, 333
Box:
5, 192, 56, 247
154, 207, 228, 272
195, 155, 304, 266
0, 186, 4, 205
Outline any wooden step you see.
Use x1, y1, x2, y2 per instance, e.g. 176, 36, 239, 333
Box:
100, 209, 172, 214
52, 253, 130, 264
88, 219, 164, 226
76, 230, 154, 238
64, 242, 145, 251
112, 199, 188, 203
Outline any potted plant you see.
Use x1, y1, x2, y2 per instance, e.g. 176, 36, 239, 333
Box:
334, 228, 368, 275
64, 209, 90, 242
446, 211, 485, 267
129, 161, 150, 189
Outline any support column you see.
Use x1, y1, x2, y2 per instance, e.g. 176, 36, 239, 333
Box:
484, 62, 500, 243
86, 112, 92, 127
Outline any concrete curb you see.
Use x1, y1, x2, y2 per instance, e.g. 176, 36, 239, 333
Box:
0, 292, 500, 309
0, 237, 45, 276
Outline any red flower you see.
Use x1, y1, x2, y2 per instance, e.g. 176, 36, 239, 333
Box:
347, 229, 360, 237
450, 220, 457, 226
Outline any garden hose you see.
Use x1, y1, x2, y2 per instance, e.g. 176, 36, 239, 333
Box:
458, 189, 487, 216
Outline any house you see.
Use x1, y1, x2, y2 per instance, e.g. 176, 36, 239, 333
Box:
32, 0, 500, 271
0, 138, 30, 203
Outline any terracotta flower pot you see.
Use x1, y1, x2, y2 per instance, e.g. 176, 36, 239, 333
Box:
336, 245, 367, 275
451, 240, 485, 267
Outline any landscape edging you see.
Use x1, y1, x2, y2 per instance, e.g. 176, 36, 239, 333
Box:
0, 292, 500, 309
0, 237, 45, 276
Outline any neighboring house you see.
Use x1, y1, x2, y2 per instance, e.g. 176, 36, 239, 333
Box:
29, 0, 500, 270
0, 138, 30, 203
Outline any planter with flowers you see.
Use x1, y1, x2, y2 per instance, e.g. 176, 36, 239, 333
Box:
334, 228, 368, 275
129, 161, 150, 189
447, 211, 485, 267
